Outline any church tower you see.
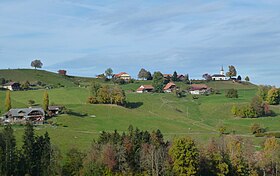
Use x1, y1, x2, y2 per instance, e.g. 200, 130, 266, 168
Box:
220, 66, 224, 75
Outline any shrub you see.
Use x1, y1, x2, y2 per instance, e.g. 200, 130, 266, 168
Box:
225, 89, 238, 98
250, 123, 266, 134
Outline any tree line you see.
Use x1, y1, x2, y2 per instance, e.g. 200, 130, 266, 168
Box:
1, 125, 280, 175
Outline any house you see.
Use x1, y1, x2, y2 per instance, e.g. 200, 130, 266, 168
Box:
48, 105, 64, 115
163, 82, 177, 93
136, 85, 154, 93
113, 72, 131, 80
58, 70, 67, 76
212, 67, 227, 81
2, 82, 21, 91
163, 74, 185, 81
190, 84, 211, 95
4, 107, 45, 124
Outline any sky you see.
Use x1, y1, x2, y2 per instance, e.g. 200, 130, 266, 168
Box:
0, 0, 280, 86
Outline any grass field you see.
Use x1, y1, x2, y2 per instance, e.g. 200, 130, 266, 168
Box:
0, 70, 279, 155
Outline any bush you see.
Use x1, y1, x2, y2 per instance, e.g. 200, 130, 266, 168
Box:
226, 89, 238, 98
250, 123, 266, 134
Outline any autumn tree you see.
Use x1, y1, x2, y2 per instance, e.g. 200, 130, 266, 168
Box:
138, 68, 149, 80
202, 73, 212, 81
31, 59, 43, 69
152, 71, 164, 93
43, 90, 49, 111
5, 90, 11, 112
257, 85, 272, 101
262, 137, 280, 175
169, 137, 199, 176
267, 88, 280, 105
226, 65, 237, 78
105, 68, 113, 79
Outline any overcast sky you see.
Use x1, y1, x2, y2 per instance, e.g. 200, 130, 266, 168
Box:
0, 0, 280, 86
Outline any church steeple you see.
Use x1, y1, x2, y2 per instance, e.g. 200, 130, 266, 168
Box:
220, 66, 224, 75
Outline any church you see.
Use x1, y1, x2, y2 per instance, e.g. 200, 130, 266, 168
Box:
212, 67, 227, 81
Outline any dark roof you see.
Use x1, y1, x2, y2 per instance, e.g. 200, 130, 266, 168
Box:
3, 82, 19, 86
212, 74, 225, 77
5, 107, 45, 117
48, 106, 63, 111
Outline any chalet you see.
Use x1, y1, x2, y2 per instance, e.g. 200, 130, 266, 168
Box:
136, 85, 154, 93
177, 74, 186, 81
163, 82, 177, 93
212, 67, 227, 81
48, 105, 63, 115
113, 72, 131, 80
4, 107, 45, 124
2, 82, 21, 91
58, 70, 67, 76
190, 84, 211, 95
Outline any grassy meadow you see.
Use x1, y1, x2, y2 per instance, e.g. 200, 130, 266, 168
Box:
0, 69, 279, 154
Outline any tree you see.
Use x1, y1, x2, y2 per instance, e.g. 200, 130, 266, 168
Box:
1, 125, 17, 176
22, 123, 36, 175
225, 89, 238, 98
62, 148, 84, 176
138, 68, 149, 80
245, 76, 250, 82
226, 65, 237, 78
28, 99, 35, 107
267, 88, 280, 105
257, 85, 272, 101
21, 81, 30, 90
31, 59, 43, 69
263, 137, 280, 175
152, 72, 164, 93
5, 90, 11, 112
146, 71, 153, 80
169, 137, 199, 176
237, 75, 242, 81
250, 96, 264, 117
202, 73, 212, 81
43, 90, 49, 111
171, 71, 178, 82
105, 68, 113, 79
183, 74, 190, 84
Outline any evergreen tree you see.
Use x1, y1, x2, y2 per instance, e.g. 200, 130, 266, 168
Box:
171, 71, 178, 82
169, 137, 199, 176
22, 123, 36, 175
5, 90, 11, 112
245, 76, 250, 82
43, 90, 49, 111
2, 125, 17, 176
62, 148, 84, 176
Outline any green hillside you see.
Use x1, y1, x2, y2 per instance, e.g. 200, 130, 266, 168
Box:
0, 79, 279, 155
0, 69, 77, 87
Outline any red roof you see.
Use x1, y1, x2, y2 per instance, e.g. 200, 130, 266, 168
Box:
114, 72, 128, 78
191, 84, 208, 91
163, 82, 176, 90
137, 85, 154, 91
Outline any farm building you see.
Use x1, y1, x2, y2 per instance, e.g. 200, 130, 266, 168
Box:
2, 82, 21, 91
163, 82, 177, 93
113, 72, 131, 80
190, 84, 211, 95
3, 107, 45, 124
136, 85, 154, 93
48, 105, 64, 115
58, 70, 67, 76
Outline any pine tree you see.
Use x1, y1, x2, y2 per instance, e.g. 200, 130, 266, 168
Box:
22, 123, 36, 175
2, 125, 17, 176
5, 90, 11, 112
43, 90, 49, 111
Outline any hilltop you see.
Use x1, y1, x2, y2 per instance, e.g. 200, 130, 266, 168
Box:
0, 69, 78, 88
